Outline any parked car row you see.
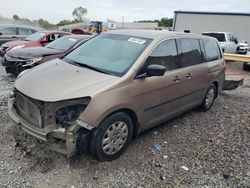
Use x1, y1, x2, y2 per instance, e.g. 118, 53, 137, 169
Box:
0, 24, 39, 45
4, 29, 226, 161
2, 35, 92, 75
0, 30, 71, 58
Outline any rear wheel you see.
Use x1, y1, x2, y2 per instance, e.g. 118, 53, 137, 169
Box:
201, 84, 217, 111
90, 112, 133, 161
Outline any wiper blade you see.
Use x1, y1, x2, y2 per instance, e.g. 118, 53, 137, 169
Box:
46, 46, 55, 50
64, 58, 108, 74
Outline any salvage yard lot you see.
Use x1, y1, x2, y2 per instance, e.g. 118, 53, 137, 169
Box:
0, 62, 249, 187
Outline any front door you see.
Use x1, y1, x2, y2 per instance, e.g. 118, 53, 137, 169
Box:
133, 39, 186, 131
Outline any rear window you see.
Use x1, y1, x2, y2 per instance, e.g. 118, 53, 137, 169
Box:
25, 31, 46, 41
46, 36, 82, 51
202, 33, 226, 42
202, 39, 222, 61
18, 28, 36, 35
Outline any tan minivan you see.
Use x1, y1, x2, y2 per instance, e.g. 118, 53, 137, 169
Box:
8, 30, 225, 161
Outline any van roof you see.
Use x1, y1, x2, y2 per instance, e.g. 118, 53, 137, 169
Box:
106, 29, 213, 40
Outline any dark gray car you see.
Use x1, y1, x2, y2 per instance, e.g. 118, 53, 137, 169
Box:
0, 24, 39, 46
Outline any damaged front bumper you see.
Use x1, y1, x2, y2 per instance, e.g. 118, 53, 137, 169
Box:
2, 59, 27, 75
8, 97, 91, 156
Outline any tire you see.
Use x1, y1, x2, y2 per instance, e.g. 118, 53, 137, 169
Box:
200, 84, 217, 111
90, 112, 133, 161
243, 62, 250, 71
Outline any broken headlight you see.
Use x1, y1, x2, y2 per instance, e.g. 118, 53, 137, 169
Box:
55, 98, 90, 127
22, 57, 43, 67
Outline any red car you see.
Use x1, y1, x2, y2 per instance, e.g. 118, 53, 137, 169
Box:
0, 31, 71, 57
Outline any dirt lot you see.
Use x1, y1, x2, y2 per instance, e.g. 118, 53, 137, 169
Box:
0, 62, 249, 188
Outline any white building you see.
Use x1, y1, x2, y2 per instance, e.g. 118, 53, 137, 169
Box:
173, 11, 250, 42
116, 22, 158, 30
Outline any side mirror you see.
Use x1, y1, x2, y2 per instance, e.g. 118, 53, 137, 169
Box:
234, 38, 238, 44
0, 32, 2, 35
145, 64, 166, 77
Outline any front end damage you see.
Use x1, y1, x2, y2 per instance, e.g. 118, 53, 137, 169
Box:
8, 89, 93, 156
2, 54, 42, 75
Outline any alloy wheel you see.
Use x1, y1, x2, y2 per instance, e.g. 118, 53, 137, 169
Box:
102, 121, 128, 155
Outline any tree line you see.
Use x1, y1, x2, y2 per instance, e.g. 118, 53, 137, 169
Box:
136, 17, 173, 27
12, 7, 173, 29
12, 7, 88, 29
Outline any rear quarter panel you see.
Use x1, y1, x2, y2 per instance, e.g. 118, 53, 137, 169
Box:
207, 58, 225, 92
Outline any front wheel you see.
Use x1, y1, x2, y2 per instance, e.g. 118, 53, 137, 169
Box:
200, 84, 217, 111
90, 112, 133, 161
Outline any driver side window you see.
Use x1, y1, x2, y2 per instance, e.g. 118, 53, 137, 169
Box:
42, 34, 57, 42
145, 39, 179, 71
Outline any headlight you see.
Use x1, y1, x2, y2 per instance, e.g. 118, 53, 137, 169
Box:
32, 57, 43, 64
22, 57, 42, 67
55, 98, 91, 127
10, 45, 26, 51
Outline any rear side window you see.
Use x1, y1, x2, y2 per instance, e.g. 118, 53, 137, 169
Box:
203, 39, 222, 61
146, 39, 179, 71
0, 27, 17, 35
18, 28, 34, 35
177, 38, 203, 67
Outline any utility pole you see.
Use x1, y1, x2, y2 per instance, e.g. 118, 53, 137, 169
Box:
122, 16, 124, 29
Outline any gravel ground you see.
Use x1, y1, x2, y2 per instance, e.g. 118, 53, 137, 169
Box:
0, 62, 249, 188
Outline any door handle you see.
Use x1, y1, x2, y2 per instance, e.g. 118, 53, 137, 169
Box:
173, 76, 181, 83
12, 36, 17, 38
186, 73, 193, 79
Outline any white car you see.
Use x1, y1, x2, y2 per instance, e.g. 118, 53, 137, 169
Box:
202, 32, 239, 54
238, 40, 249, 55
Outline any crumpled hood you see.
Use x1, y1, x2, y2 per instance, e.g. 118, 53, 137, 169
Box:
7, 47, 62, 59
15, 59, 119, 102
2, 40, 31, 48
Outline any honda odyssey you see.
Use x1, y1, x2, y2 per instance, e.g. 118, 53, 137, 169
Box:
8, 30, 225, 161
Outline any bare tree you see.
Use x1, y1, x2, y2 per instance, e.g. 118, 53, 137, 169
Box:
72, 7, 88, 22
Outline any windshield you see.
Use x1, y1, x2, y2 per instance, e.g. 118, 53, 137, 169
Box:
25, 31, 46, 41
202, 33, 226, 42
46, 36, 82, 51
65, 34, 151, 76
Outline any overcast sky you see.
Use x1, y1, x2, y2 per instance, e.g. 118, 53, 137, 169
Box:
0, 0, 250, 24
